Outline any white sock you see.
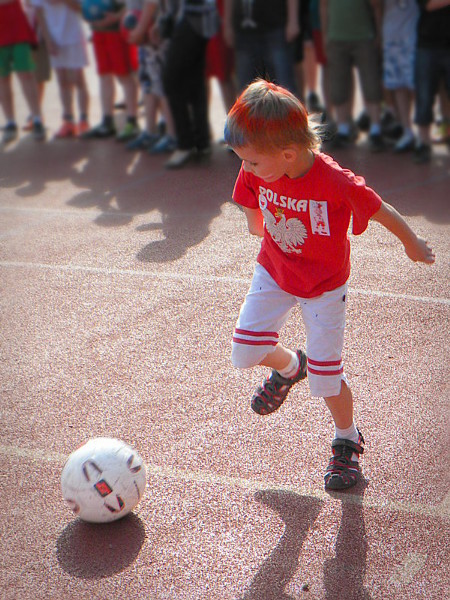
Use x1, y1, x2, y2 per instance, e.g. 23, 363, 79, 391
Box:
334, 422, 360, 461
369, 123, 381, 136
278, 350, 299, 379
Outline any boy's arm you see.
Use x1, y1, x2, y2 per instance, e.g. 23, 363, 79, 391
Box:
243, 206, 264, 238
370, 202, 435, 264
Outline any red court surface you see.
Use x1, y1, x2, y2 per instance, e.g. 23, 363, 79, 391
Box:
1, 67, 449, 600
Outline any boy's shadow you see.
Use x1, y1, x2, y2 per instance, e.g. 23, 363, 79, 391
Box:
324, 479, 371, 599
241, 490, 322, 600
56, 513, 146, 579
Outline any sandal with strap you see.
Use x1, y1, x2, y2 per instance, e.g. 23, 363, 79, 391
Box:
324, 431, 365, 491
251, 349, 307, 415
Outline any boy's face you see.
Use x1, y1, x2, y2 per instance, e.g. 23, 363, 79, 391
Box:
233, 145, 289, 183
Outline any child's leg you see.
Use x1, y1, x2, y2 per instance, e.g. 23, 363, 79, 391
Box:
324, 380, 353, 430
100, 74, 115, 116
56, 68, 74, 120
0, 74, 15, 122
231, 265, 306, 415
117, 73, 138, 120
16, 70, 42, 119
72, 68, 89, 122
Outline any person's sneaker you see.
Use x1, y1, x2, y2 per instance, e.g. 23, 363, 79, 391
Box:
32, 120, 46, 141
324, 430, 365, 491
356, 110, 371, 132
77, 120, 90, 137
54, 121, 77, 139
149, 134, 177, 154
126, 131, 159, 150
164, 148, 195, 169
251, 349, 307, 415
413, 143, 431, 164
393, 133, 415, 153
116, 122, 140, 142
368, 133, 386, 153
81, 121, 116, 139
2, 123, 18, 144
432, 120, 450, 144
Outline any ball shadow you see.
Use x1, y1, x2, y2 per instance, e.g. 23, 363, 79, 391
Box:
56, 513, 146, 579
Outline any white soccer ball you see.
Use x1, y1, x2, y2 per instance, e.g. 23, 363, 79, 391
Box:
61, 437, 147, 523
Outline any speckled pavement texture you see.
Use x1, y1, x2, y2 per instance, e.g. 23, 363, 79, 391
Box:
1, 61, 449, 600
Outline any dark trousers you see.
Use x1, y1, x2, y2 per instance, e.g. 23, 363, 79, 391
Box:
162, 19, 210, 151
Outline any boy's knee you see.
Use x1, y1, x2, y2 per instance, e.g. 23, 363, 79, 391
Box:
231, 342, 268, 369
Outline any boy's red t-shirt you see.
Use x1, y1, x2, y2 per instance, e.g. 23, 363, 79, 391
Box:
232, 152, 382, 298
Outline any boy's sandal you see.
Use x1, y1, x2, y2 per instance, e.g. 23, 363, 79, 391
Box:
251, 349, 307, 416
324, 433, 365, 491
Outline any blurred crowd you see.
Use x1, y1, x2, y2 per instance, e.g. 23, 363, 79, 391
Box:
0, 0, 449, 166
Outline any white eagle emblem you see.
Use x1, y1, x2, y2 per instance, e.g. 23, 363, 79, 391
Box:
262, 208, 308, 254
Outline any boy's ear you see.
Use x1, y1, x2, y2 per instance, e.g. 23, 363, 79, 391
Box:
282, 146, 298, 163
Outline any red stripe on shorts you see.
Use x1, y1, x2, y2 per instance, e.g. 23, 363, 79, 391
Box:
307, 358, 342, 366
307, 367, 344, 376
232, 337, 278, 346
234, 328, 279, 338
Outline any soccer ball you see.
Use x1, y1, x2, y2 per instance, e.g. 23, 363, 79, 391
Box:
61, 437, 147, 523
81, 0, 114, 23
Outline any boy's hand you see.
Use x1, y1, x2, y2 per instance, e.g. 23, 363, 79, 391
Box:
404, 236, 435, 264
371, 202, 435, 265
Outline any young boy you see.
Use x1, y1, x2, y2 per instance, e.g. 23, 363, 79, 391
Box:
0, 0, 46, 143
81, 1, 139, 141
32, 0, 90, 137
224, 79, 435, 491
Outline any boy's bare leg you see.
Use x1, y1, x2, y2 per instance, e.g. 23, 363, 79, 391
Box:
259, 343, 294, 372
324, 380, 353, 430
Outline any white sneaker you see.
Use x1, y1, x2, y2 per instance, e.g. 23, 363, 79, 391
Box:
394, 131, 415, 153
164, 148, 195, 169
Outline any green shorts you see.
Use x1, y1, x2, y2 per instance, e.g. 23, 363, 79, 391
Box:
0, 43, 35, 77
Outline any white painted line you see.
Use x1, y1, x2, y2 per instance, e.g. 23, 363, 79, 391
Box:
1, 260, 449, 306
389, 552, 428, 585
0, 443, 448, 521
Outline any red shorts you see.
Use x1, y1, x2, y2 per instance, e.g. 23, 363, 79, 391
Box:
205, 32, 234, 82
0, 0, 36, 48
312, 29, 327, 66
92, 30, 138, 76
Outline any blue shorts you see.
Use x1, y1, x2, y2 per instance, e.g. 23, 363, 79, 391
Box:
383, 38, 416, 90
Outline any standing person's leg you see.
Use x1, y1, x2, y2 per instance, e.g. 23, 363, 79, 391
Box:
163, 19, 202, 167
72, 68, 89, 133
187, 34, 210, 153
354, 40, 384, 152
264, 28, 297, 94
414, 47, 439, 163
54, 67, 77, 137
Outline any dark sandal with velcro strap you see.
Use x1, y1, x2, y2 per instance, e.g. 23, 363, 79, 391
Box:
251, 349, 307, 415
324, 431, 365, 491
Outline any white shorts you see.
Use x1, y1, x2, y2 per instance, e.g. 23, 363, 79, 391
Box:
50, 42, 89, 70
231, 264, 348, 398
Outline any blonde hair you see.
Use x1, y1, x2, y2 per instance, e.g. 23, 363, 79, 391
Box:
224, 79, 321, 152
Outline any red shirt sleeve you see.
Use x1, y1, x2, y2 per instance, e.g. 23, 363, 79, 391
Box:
338, 168, 382, 236
232, 165, 260, 209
